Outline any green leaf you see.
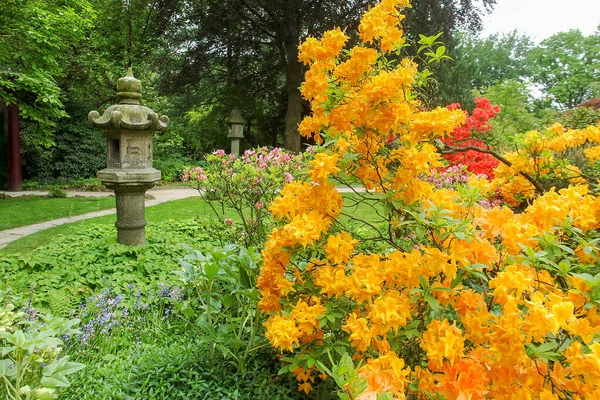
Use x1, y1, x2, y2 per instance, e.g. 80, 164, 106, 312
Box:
204, 262, 220, 279
40, 374, 71, 388
31, 387, 58, 400
424, 295, 440, 313
435, 46, 446, 58
418, 275, 429, 290
0, 359, 17, 377
239, 267, 251, 289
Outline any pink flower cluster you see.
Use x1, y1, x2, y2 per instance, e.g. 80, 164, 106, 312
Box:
427, 164, 473, 189
241, 147, 301, 170
182, 166, 207, 183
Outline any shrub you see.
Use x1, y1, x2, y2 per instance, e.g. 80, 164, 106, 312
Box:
153, 153, 194, 182
258, 1, 600, 399
47, 186, 67, 198
557, 106, 600, 130
441, 98, 501, 179
184, 147, 308, 247
21, 118, 105, 182
174, 244, 265, 373
0, 289, 84, 399
63, 342, 306, 400
486, 123, 600, 202
56, 278, 307, 399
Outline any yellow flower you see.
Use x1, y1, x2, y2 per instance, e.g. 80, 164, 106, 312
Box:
320, 27, 349, 61
313, 262, 349, 298
323, 232, 358, 264
342, 312, 372, 352
409, 107, 465, 140
290, 298, 326, 336
420, 319, 465, 371
489, 264, 535, 304
584, 145, 600, 162
357, 352, 410, 399
264, 315, 302, 352
298, 37, 321, 64
333, 46, 379, 84
366, 290, 412, 333
309, 152, 341, 182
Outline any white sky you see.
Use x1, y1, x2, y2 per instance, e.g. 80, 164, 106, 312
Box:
480, 0, 600, 42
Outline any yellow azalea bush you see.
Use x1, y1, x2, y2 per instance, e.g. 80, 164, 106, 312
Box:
258, 0, 600, 399
485, 123, 600, 204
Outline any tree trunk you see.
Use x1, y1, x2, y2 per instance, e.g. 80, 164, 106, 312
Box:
6, 104, 22, 191
283, 39, 303, 153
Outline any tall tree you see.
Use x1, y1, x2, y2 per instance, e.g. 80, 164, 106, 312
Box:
434, 31, 534, 108
528, 29, 600, 110
0, 0, 95, 146
161, 0, 496, 152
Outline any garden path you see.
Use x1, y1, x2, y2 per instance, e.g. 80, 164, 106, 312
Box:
0, 187, 200, 249
0, 185, 364, 249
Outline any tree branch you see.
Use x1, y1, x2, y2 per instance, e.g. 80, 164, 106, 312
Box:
436, 140, 546, 195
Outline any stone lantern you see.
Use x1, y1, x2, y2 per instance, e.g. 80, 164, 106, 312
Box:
227, 108, 245, 156
88, 68, 169, 245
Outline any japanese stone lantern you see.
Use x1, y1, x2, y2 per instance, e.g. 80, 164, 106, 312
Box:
227, 108, 245, 156
88, 68, 169, 245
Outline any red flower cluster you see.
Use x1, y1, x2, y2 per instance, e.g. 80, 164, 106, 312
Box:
442, 98, 501, 178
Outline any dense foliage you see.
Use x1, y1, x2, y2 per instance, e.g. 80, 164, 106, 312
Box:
3, 0, 600, 398
0, 220, 217, 311
184, 147, 308, 247
0, 292, 84, 400
0, 219, 311, 398
258, 2, 600, 399
528, 29, 600, 110
0, 0, 94, 145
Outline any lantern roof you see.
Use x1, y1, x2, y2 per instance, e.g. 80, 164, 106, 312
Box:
227, 108, 245, 125
88, 68, 169, 131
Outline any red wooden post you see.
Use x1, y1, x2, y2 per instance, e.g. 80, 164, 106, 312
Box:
7, 104, 22, 191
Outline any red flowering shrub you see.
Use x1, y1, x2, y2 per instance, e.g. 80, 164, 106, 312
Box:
442, 98, 501, 178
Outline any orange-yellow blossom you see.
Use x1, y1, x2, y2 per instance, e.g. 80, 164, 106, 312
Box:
420, 319, 465, 370
323, 231, 358, 264
343, 312, 372, 352
290, 298, 326, 336
357, 353, 410, 399
309, 152, 340, 182
265, 315, 302, 352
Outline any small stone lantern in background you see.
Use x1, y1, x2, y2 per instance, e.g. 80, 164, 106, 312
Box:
227, 108, 245, 156
88, 68, 169, 245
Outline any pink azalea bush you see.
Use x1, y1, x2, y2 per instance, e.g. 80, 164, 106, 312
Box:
183, 147, 308, 246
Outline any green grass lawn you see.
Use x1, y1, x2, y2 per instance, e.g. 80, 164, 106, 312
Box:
1, 191, 385, 255
0, 196, 117, 231
0, 197, 217, 254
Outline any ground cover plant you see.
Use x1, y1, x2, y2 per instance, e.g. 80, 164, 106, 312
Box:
1, 166, 325, 398
58, 278, 305, 400
258, 1, 600, 399
0, 219, 220, 311
0, 289, 84, 400
0, 197, 115, 230
1, 220, 312, 399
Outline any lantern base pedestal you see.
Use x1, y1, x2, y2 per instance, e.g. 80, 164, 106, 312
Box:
230, 139, 241, 157
97, 168, 161, 183
103, 182, 157, 246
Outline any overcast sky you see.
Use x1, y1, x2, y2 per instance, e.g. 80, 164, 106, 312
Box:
480, 0, 600, 42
